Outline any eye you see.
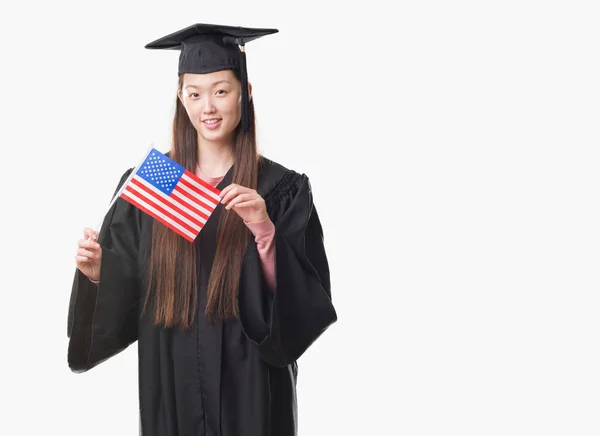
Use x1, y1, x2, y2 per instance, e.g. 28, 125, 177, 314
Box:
188, 93, 199, 98
216, 90, 227, 96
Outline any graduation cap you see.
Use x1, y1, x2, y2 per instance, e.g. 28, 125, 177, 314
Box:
145, 23, 279, 132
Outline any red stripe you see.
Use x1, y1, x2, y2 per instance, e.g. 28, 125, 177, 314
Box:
172, 186, 211, 221
120, 192, 195, 242
183, 169, 222, 196
130, 178, 204, 227
179, 176, 220, 208
123, 186, 200, 236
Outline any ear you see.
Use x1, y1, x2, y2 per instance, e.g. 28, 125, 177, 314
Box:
248, 82, 253, 101
177, 88, 184, 104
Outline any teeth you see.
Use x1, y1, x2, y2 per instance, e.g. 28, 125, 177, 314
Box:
204, 119, 220, 124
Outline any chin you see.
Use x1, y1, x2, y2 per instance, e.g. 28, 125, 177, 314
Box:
200, 130, 226, 142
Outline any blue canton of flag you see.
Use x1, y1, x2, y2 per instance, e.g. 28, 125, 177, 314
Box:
136, 151, 187, 195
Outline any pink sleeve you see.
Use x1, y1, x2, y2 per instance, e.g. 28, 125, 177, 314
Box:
244, 216, 276, 292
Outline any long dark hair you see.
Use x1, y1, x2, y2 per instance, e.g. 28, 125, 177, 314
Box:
142, 70, 259, 329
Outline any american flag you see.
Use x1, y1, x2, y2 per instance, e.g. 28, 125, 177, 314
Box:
118, 148, 222, 242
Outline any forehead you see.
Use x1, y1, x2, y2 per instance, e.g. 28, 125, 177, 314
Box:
182, 70, 237, 87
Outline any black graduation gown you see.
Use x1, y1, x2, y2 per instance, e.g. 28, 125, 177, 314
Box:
67, 157, 337, 436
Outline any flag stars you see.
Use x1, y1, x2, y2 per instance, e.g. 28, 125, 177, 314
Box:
138, 152, 187, 195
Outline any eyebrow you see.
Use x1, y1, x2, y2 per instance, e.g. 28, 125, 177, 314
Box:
185, 80, 232, 90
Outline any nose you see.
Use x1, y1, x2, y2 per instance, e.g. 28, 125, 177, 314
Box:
202, 96, 216, 114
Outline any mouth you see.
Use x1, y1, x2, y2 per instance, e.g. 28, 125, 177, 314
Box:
202, 118, 222, 130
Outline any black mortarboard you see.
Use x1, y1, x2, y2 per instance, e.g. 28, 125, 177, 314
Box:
145, 23, 278, 132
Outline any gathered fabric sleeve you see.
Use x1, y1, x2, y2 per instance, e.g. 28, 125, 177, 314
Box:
237, 171, 337, 367
67, 168, 142, 373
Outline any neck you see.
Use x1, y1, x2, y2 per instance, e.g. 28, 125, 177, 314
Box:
197, 134, 235, 177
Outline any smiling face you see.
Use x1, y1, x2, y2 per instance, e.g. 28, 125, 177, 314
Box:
178, 70, 249, 145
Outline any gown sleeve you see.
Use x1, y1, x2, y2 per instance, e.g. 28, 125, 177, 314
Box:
67, 168, 142, 373
238, 171, 337, 368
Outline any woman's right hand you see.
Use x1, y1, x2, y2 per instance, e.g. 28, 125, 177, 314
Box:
75, 227, 102, 281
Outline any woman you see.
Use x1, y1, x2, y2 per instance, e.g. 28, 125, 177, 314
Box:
67, 23, 337, 436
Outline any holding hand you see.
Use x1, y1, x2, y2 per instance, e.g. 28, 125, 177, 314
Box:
220, 184, 268, 223
75, 227, 102, 281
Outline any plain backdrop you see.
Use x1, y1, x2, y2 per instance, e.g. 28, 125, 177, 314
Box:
1, 0, 599, 435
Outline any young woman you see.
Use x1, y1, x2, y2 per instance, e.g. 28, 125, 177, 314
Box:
67, 23, 337, 436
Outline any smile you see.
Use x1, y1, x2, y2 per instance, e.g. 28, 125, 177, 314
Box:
202, 119, 222, 130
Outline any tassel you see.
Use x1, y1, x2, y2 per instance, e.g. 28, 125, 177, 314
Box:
239, 41, 249, 132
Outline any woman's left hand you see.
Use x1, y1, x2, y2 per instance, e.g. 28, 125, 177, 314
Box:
220, 184, 268, 223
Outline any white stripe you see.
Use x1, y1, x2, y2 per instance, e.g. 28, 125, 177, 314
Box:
181, 173, 221, 204
121, 191, 196, 240
127, 183, 202, 231
171, 189, 214, 217
132, 175, 207, 225
176, 182, 219, 210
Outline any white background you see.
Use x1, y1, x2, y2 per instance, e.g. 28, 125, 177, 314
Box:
1, 0, 599, 435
